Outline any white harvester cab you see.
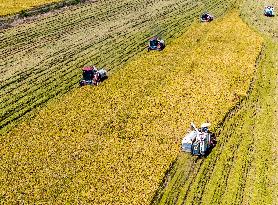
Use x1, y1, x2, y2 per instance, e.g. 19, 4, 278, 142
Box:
264, 6, 275, 17
181, 122, 216, 156
181, 130, 198, 153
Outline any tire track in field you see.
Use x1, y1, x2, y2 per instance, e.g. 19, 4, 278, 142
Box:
151, 155, 203, 205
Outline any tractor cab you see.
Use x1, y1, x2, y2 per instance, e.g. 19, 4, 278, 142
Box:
80, 66, 107, 86
200, 12, 214, 22
264, 6, 275, 17
181, 122, 216, 156
148, 37, 165, 51
150, 38, 159, 47
82, 66, 96, 81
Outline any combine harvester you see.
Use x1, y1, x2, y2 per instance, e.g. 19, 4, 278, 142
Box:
200, 12, 214, 22
181, 122, 216, 156
264, 6, 275, 17
79, 66, 108, 86
147, 36, 165, 51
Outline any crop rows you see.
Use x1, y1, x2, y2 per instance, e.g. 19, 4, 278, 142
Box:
240, 0, 278, 40
153, 11, 278, 205
0, 0, 237, 133
240, 0, 278, 203
0, 11, 262, 203
0, 0, 62, 16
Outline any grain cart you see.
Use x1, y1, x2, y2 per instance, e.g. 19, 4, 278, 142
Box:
147, 36, 165, 51
264, 6, 275, 17
200, 12, 214, 22
181, 122, 216, 156
79, 66, 107, 86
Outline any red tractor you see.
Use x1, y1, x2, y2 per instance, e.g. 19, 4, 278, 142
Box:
79, 66, 108, 86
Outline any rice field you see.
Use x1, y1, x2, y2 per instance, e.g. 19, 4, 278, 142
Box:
0, 0, 62, 16
1, 0, 278, 204
153, 1, 278, 204
0, 0, 237, 134
0, 11, 263, 204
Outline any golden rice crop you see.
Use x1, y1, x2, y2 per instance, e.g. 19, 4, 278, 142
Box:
0, 13, 263, 204
0, 0, 62, 16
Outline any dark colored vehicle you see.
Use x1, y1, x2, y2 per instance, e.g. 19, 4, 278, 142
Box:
200, 12, 214, 22
80, 66, 107, 86
148, 37, 165, 51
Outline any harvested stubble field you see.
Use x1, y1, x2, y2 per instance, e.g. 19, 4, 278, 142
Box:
0, 11, 263, 204
240, 0, 278, 39
240, 0, 278, 204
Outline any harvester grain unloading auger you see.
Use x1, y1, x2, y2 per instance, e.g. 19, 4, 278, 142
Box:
264, 6, 275, 17
80, 66, 108, 86
181, 122, 216, 156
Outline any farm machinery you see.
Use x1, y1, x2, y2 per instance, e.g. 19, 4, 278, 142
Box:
264, 6, 275, 17
181, 122, 216, 156
79, 66, 107, 86
147, 36, 165, 51
200, 12, 214, 22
